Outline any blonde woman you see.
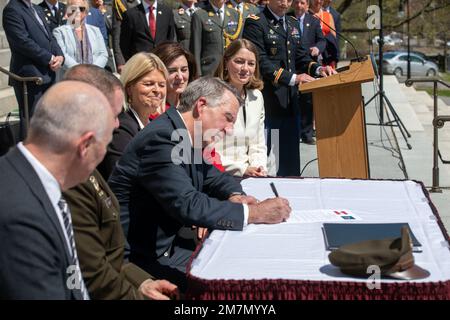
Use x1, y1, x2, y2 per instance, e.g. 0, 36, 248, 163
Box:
53, 0, 108, 70
97, 52, 168, 179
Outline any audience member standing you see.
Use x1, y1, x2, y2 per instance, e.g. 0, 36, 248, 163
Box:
214, 39, 268, 177
173, 0, 199, 50
309, 0, 338, 68
108, 77, 291, 291
322, 0, 341, 62
190, 0, 242, 76
97, 53, 168, 180
153, 41, 198, 108
292, 0, 325, 145
120, 0, 175, 62
38, 0, 67, 32
2, 0, 64, 140
227, 0, 259, 19
111, 0, 140, 73
86, 2, 109, 45
243, 0, 333, 176
0, 81, 114, 299
62, 65, 179, 300
53, 0, 109, 72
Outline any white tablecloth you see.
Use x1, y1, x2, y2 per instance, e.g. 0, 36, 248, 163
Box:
190, 178, 450, 284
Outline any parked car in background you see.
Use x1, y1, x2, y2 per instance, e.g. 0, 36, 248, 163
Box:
372, 35, 396, 46
382, 52, 439, 77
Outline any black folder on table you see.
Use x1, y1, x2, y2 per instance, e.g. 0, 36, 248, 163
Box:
323, 223, 422, 252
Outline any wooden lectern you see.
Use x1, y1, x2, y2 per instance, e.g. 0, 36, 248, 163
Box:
299, 56, 375, 179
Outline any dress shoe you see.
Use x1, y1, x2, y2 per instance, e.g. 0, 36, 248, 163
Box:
302, 137, 316, 145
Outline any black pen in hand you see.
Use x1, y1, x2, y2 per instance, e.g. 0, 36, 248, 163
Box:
270, 182, 279, 197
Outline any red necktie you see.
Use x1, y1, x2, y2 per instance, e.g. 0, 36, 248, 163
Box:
149, 6, 156, 39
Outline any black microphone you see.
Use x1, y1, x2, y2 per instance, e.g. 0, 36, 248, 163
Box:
308, 9, 365, 64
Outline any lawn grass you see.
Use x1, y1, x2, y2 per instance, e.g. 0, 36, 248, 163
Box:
441, 72, 450, 83
423, 88, 450, 97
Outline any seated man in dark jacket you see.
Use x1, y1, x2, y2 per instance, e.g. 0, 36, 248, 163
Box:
108, 77, 291, 291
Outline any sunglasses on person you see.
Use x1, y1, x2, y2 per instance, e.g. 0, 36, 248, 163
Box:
68, 6, 87, 14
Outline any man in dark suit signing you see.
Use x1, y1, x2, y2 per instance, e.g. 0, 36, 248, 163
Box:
0, 81, 115, 299
120, 0, 175, 61
2, 0, 64, 140
108, 77, 291, 291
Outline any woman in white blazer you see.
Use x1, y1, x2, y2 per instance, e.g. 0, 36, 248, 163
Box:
214, 39, 268, 177
53, 0, 108, 71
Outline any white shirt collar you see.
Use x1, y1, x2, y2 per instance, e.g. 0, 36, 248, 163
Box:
128, 106, 145, 130
45, 0, 58, 10
267, 6, 283, 22
210, 2, 225, 14
323, 6, 330, 12
17, 142, 61, 208
176, 110, 193, 146
298, 13, 305, 20
143, 0, 158, 13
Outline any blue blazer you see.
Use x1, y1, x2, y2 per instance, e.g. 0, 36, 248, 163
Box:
53, 24, 109, 70
2, 0, 64, 86
86, 7, 109, 44
300, 13, 326, 57
108, 107, 245, 273
0, 148, 82, 299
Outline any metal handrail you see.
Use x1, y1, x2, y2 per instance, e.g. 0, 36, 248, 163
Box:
405, 77, 450, 193
0, 66, 43, 139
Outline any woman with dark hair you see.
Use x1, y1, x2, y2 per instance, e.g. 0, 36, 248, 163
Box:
152, 41, 198, 109
214, 39, 268, 177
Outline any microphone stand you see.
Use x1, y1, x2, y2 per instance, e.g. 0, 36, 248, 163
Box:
364, 0, 412, 149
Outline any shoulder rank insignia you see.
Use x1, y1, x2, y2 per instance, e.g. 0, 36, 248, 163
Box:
227, 3, 233, 8
114, 0, 127, 20
247, 14, 259, 20
208, 11, 215, 17
89, 175, 105, 198
289, 15, 298, 21
178, 8, 185, 15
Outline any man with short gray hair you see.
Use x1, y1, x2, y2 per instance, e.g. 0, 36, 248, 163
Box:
109, 77, 291, 292
0, 81, 115, 299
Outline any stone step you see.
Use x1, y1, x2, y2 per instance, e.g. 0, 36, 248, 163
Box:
0, 48, 11, 67
414, 91, 434, 108
0, 87, 17, 117
0, 31, 9, 50
383, 77, 424, 132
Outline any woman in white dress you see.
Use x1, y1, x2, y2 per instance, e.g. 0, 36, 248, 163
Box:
214, 39, 269, 177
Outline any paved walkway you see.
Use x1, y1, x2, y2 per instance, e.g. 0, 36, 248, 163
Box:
300, 75, 450, 232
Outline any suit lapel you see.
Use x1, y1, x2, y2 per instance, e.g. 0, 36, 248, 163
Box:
263, 7, 286, 39
155, 5, 164, 42
138, 3, 153, 41
204, 3, 223, 30
6, 148, 72, 264
166, 108, 200, 190
21, 4, 51, 39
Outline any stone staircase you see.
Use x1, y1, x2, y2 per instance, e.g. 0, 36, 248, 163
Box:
385, 75, 450, 227
0, 0, 17, 118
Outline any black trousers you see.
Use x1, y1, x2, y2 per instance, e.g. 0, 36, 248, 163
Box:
299, 92, 314, 140
266, 113, 301, 176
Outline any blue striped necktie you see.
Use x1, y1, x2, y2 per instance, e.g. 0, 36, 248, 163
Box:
58, 198, 90, 300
